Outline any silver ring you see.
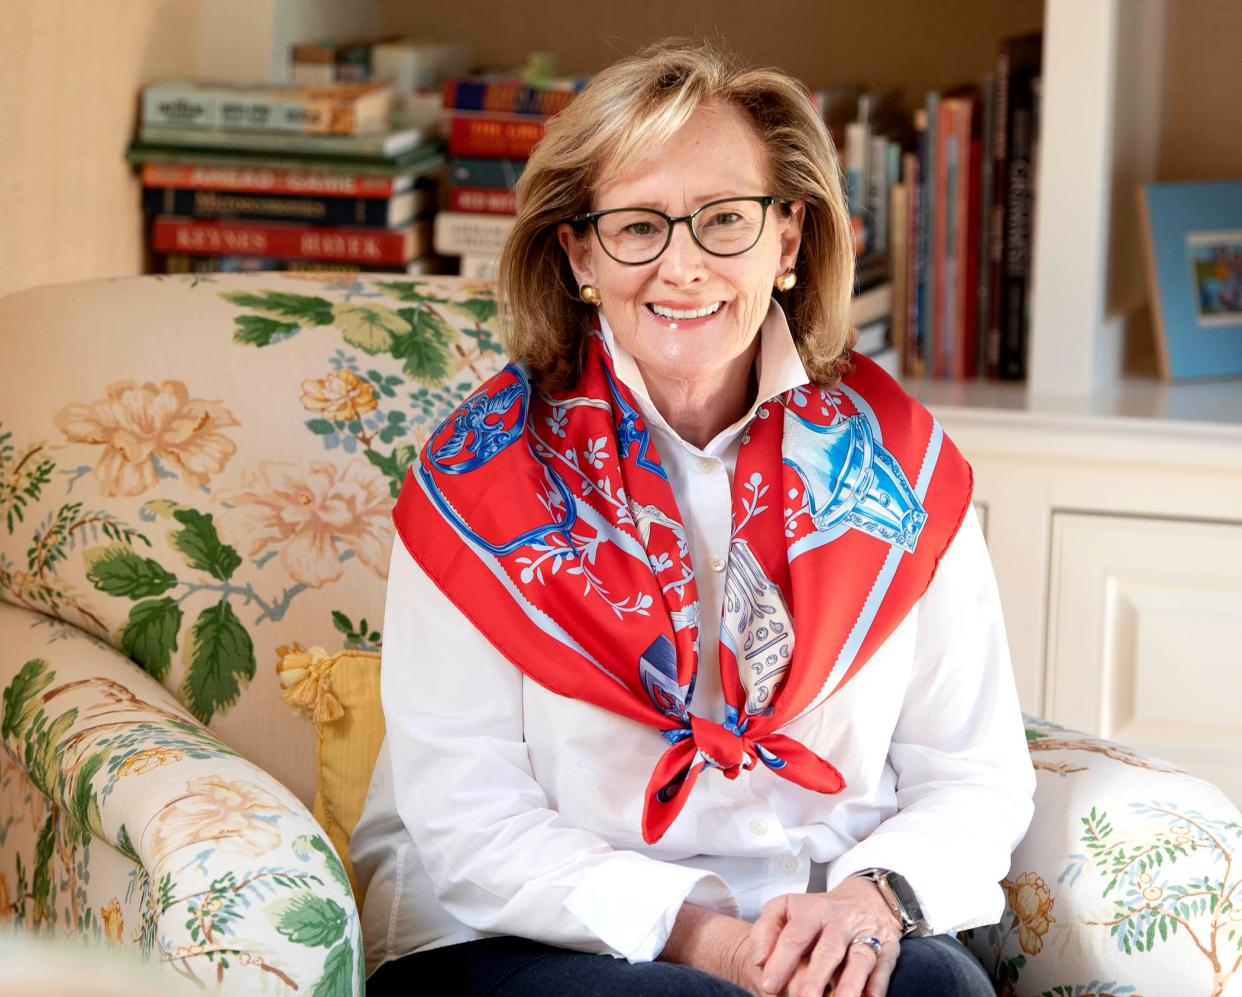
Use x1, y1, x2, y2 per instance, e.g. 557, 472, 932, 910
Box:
849, 934, 884, 955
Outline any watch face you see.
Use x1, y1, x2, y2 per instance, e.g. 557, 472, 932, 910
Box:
886, 872, 923, 920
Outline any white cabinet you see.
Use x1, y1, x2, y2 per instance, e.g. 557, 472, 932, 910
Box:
1046, 513, 1242, 803
919, 387, 1242, 803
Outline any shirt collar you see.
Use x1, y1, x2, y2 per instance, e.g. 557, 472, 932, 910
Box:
597, 298, 810, 456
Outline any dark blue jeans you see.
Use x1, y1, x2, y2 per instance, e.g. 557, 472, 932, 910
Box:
367, 933, 996, 995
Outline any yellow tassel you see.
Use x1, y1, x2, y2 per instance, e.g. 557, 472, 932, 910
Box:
277, 644, 344, 724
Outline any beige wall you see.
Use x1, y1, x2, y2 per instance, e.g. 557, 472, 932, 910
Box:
1159, 0, 1242, 181
0, 0, 202, 299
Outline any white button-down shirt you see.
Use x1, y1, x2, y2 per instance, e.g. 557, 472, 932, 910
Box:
351, 302, 1036, 975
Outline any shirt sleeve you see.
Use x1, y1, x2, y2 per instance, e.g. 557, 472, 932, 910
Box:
379, 536, 738, 962
824, 505, 1036, 935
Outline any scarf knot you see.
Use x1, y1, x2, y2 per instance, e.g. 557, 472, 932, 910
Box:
689, 712, 757, 780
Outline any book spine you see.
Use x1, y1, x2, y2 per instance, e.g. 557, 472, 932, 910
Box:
950, 99, 976, 380
161, 254, 427, 275
921, 93, 939, 378
142, 83, 386, 134
911, 113, 928, 379
934, 99, 952, 379
449, 186, 518, 215
868, 134, 889, 255
140, 163, 401, 198
961, 131, 982, 380
890, 180, 909, 374
451, 157, 526, 189
902, 150, 922, 378
143, 189, 405, 227
987, 50, 1012, 379
1000, 51, 1042, 380
433, 211, 515, 256
458, 252, 499, 279
151, 217, 424, 264
448, 115, 544, 158
138, 124, 419, 157
442, 79, 577, 117
977, 73, 996, 379
845, 121, 869, 256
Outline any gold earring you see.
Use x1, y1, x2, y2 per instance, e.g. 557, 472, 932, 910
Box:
580, 285, 601, 306
774, 269, 797, 292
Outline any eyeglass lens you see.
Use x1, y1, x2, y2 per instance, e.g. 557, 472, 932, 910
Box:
596, 199, 767, 263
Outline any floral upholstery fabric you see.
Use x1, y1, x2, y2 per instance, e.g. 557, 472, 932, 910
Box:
1, 272, 1238, 995
962, 718, 1242, 996
0, 273, 504, 992
0, 600, 362, 993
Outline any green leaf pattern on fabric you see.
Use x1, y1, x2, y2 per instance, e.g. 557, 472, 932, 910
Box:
119, 597, 183, 682
275, 893, 347, 947
170, 508, 242, 581
182, 600, 255, 724
84, 543, 177, 598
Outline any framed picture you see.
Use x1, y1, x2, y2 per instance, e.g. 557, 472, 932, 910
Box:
1138, 181, 1242, 381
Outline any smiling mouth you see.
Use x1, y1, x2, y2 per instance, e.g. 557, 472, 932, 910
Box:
646, 301, 724, 321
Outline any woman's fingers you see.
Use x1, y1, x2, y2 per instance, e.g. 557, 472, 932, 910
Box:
824, 940, 878, 997
756, 904, 823, 994
788, 928, 850, 997
749, 895, 789, 967
861, 940, 899, 997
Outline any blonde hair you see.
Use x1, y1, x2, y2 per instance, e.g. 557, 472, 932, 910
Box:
496, 38, 857, 390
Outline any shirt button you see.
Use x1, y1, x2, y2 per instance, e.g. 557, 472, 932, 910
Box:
695, 457, 715, 474
748, 819, 768, 836
780, 857, 799, 874
710, 556, 726, 572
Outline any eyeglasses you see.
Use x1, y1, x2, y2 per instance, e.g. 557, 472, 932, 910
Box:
569, 196, 778, 265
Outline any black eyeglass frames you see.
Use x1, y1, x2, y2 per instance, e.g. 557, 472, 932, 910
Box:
569, 196, 779, 265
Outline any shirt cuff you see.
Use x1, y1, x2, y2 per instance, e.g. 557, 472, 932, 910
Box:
825, 834, 1007, 936
563, 852, 740, 962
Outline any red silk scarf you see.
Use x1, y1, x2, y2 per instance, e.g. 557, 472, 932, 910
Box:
394, 326, 972, 843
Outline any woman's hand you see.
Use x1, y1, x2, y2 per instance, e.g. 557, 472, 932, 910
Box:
749, 877, 903, 997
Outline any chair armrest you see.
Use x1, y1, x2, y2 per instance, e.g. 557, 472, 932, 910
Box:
961, 714, 1242, 996
0, 601, 363, 995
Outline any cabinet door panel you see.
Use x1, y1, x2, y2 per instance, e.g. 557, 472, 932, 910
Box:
1046, 512, 1242, 804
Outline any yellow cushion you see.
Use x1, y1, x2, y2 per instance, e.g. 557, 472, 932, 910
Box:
277, 645, 384, 908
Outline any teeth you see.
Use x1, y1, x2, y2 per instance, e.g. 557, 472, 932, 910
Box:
649, 301, 723, 320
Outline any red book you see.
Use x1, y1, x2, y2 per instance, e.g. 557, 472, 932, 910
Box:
448, 114, 545, 158
449, 186, 518, 215
140, 162, 407, 198
151, 216, 429, 264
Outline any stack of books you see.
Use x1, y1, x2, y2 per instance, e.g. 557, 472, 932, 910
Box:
129, 79, 447, 275
435, 73, 587, 278
816, 31, 1043, 383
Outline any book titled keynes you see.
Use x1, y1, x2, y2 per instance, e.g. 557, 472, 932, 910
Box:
152, 217, 430, 263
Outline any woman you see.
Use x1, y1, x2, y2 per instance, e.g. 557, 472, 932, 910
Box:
353, 39, 1035, 997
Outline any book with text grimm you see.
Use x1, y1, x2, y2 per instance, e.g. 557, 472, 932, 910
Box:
151, 217, 431, 265
141, 79, 391, 134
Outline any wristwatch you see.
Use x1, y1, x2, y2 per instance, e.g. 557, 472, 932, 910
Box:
850, 868, 929, 937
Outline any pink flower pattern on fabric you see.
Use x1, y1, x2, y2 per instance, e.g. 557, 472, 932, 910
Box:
150, 776, 288, 859
219, 460, 392, 588
54, 380, 239, 496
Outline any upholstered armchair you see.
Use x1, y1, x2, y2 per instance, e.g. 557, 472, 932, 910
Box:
1, 273, 1238, 995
